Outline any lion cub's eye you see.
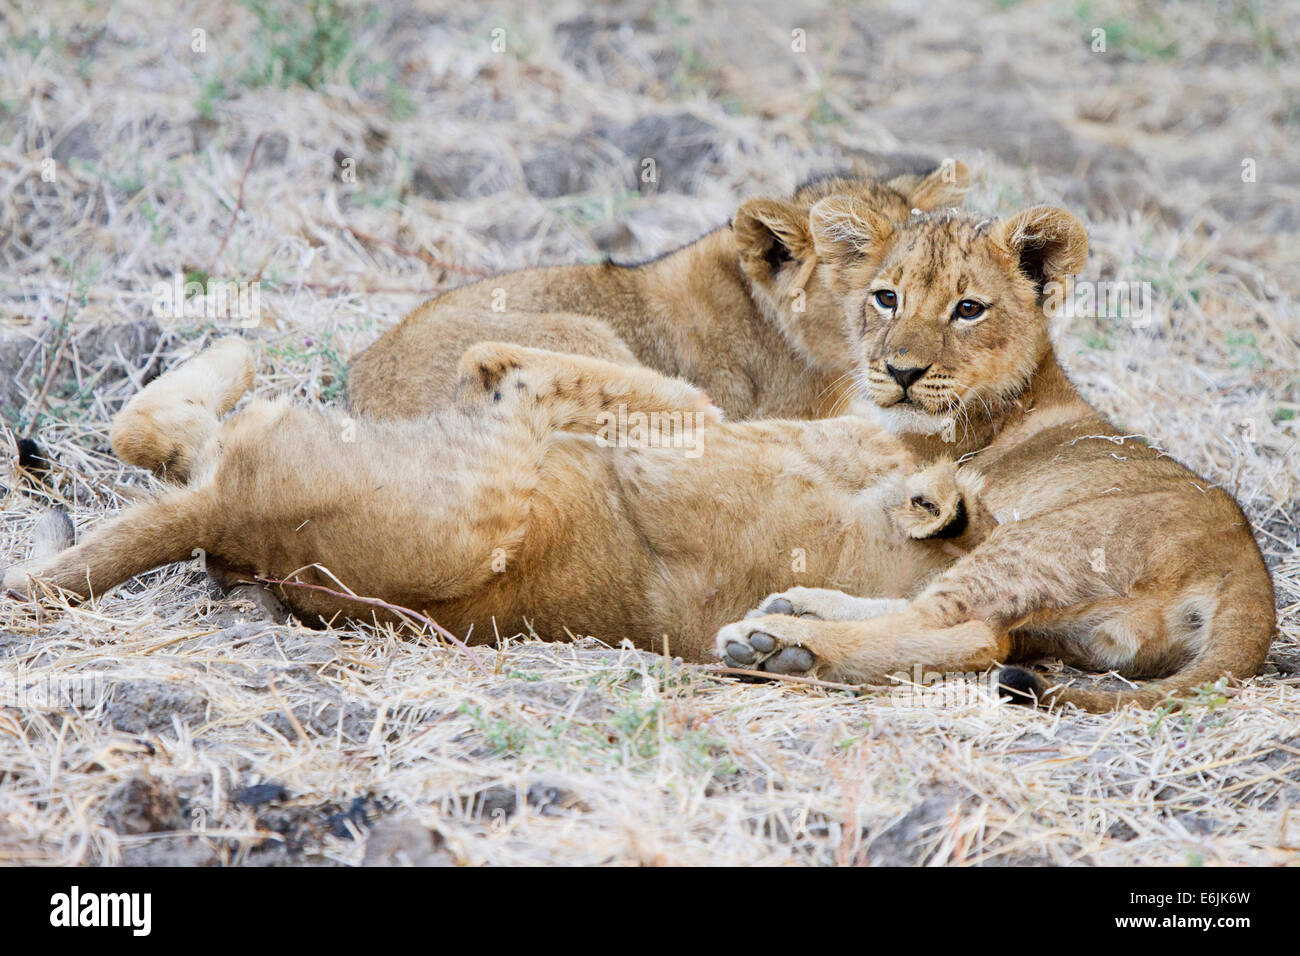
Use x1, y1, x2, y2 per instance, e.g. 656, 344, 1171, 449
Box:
873, 290, 898, 310
953, 300, 986, 321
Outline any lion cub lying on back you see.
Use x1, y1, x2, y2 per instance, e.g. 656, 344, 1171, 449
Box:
5, 338, 990, 663
348, 162, 969, 422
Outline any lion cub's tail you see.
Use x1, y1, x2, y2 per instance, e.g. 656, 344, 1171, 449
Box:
997, 569, 1276, 714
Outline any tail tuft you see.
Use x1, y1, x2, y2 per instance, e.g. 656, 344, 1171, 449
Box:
996, 666, 1046, 706
31, 507, 75, 561
17, 437, 50, 477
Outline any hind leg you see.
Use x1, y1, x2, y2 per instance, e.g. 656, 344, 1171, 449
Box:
110, 337, 255, 482
454, 342, 721, 433
348, 306, 644, 418
3, 488, 215, 600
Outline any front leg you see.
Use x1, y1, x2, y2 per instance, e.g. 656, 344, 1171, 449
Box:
747, 586, 907, 624
715, 605, 1010, 684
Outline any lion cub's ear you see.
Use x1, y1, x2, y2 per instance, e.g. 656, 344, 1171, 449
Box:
808, 195, 896, 269
891, 160, 971, 212
991, 205, 1089, 295
734, 198, 814, 281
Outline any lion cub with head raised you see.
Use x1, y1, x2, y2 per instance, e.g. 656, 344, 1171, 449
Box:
348, 162, 969, 421
717, 201, 1276, 711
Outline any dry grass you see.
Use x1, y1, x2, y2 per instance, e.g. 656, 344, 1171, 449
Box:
1, 0, 1297, 865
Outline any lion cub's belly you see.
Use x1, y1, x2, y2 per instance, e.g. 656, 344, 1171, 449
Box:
517, 436, 943, 660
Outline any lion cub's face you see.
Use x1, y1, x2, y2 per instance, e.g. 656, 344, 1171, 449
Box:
810, 204, 1089, 431
731, 163, 970, 372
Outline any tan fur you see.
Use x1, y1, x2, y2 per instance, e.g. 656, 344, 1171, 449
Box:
3, 338, 992, 663
108, 336, 255, 483
347, 164, 970, 422
716, 205, 1277, 712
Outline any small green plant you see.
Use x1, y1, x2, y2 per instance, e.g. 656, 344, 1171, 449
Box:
240, 0, 358, 90
1226, 330, 1267, 370
265, 334, 349, 403
460, 703, 534, 756
1074, 1, 1179, 61
1083, 330, 1114, 351
196, 77, 227, 120
1148, 679, 1232, 737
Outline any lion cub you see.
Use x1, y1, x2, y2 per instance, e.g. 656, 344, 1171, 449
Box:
717, 202, 1276, 711
348, 163, 969, 422
4, 338, 990, 663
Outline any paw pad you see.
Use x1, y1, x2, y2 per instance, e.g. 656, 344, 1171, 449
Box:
720, 628, 816, 677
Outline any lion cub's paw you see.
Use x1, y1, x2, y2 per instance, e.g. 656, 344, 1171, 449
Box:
692, 390, 725, 425
746, 586, 903, 623
455, 342, 526, 397
716, 616, 818, 678
2, 566, 34, 600
895, 461, 975, 540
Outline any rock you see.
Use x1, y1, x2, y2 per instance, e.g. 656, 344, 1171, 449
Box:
104, 678, 209, 736
362, 813, 455, 866
205, 584, 291, 627
252, 131, 290, 168
555, 14, 672, 94
863, 795, 958, 865
594, 112, 721, 194
180, 622, 342, 668
101, 775, 185, 834
260, 696, 378, 743
466, 782, 577, 820
0, 630, 34, 658
120, 835, 218, 866
233, 782, 289, 807
521, 136, 604, 198
411, 149, 520, 200
51, 121, 101, 166
0, 318, 165, 424
872, 65, 1143, 177
589, 203, 719, 261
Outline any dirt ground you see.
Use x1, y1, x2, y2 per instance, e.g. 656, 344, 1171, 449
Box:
1, 0, 1297, 865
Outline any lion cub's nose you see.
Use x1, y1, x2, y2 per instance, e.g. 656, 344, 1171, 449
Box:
886, 363, 930, 391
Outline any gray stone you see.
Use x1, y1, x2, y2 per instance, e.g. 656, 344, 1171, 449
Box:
362, 813, 455, 866
411, 149, 520, 200
104, 679, 209, 736
0, 318, 165, 424
521, 137, 603, 198
594, 112, 721, 194
101, 774, 185, 835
